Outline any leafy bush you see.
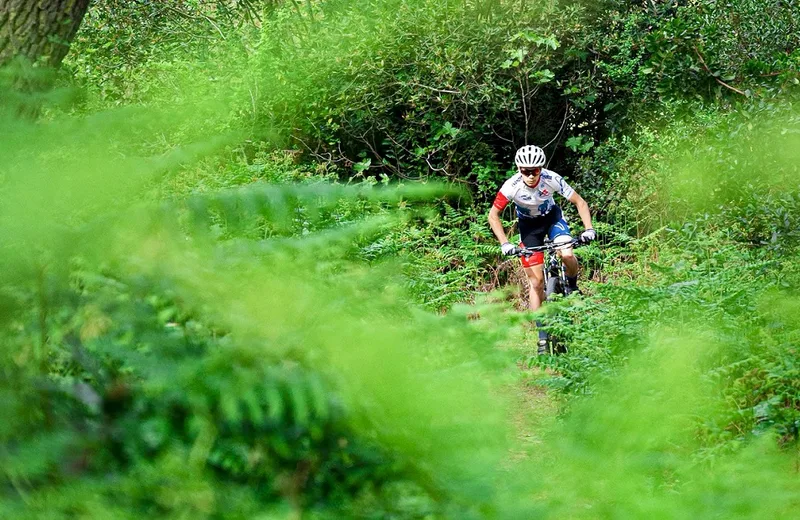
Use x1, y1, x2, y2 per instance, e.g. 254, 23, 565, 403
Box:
531, 106, 800, 456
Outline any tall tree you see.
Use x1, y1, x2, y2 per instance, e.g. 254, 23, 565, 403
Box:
0, 0, 91, 67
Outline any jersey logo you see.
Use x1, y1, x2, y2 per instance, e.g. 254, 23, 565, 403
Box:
539, 188, 550, 197
518, 194, 533, 202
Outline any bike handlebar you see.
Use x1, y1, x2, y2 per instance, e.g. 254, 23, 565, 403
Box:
510, 238, 586, 257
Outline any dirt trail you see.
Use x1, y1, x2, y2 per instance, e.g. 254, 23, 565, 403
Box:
507, 367, 562, 463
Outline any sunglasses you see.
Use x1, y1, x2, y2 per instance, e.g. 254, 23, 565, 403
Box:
519, 167, 542, 177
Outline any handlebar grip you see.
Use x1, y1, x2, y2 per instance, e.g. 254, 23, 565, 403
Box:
511, 247, 534, 257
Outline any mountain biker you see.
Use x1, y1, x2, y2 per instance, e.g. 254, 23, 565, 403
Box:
487, 145, 596, 346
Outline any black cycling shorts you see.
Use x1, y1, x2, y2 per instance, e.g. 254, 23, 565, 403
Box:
518, 205, 571, 248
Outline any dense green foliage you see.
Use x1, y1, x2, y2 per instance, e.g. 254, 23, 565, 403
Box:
2, 0, 800, 517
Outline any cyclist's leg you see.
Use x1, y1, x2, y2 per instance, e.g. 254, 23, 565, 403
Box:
519, 215, 549, 309
523, 264, 549, 352
560, 244, 578, 279
519, 221, 549, 348
522, 264, 546, 311
519, 214, 555, 350
547, 208, 579, 286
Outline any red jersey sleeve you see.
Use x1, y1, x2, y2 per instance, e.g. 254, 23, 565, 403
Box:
492, 191, 509, 211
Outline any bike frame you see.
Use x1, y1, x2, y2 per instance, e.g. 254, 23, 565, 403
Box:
512, 238, 582, 300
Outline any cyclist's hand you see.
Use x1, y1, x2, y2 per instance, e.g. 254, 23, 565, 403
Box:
501, 242, 516, 256
580, 229, 597, 244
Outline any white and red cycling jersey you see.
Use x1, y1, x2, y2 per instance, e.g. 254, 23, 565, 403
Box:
492, 169, 575, 219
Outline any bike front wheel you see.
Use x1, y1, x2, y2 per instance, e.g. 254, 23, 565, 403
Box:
545, 275, 561, 301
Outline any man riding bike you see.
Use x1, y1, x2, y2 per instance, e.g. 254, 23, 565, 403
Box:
487, 145, 596, 348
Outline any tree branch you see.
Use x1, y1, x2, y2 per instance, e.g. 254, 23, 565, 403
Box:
542, 102, 570, 149
693, 46, 747, 96
395, 82, 461, 95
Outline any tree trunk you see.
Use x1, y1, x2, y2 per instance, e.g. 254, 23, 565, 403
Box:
0, 0, 91, 67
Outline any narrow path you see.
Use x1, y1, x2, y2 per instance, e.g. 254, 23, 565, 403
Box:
507, 365, 562, 463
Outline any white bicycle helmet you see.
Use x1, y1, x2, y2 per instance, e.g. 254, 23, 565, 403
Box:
514, 145, 546, 168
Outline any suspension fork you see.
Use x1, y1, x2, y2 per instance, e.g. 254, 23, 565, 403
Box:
543, 253, 561, 300
542, 254, 550, 287
545, 251, 566, 297
550, 254, 562, 285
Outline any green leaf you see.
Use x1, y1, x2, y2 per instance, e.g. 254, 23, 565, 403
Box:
565, 135, 594, 153
565, 136, 583, 152
533, 69, 555, 84
353, 158, 372, 174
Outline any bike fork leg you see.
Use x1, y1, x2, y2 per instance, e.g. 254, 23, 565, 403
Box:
560, 263, 571, 296
535, 320, 548, 354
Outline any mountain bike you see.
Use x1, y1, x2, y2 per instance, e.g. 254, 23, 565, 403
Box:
511, 238, 585, 354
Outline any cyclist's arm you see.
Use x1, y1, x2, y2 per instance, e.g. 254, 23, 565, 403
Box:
567, 191, 594, 231
488, 205, 512, 245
